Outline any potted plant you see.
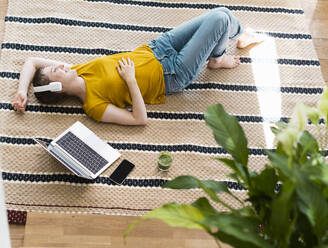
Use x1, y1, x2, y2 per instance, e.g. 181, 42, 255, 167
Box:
124, 88, 328, 248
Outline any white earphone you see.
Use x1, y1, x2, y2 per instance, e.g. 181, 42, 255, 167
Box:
34, 82, 62, 93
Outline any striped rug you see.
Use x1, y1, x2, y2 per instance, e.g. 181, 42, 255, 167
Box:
0, 0, 325, 224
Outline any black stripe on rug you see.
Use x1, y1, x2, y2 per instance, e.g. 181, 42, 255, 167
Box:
0, 103, 85, 115
186, 84, 323, 94
5, 16, 312, 40
6, 202, 152, 212
0, 102, 278, 122
1, 43, 320, 66
3, 136, 327, 156
1, 42, 126, 55
240, 57, 320, 66
2, 102, 326, 124
1, 171, 251, 191
83, 0, 304, 14
0, 72, 323, 94
0, 135, 274, 155
258, 31, 311, 40
5, 16, 170, 33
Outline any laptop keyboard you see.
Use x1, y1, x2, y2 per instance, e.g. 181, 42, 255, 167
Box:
56, 131, 108, 174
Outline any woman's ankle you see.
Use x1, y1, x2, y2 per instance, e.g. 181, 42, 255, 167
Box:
237, 28, 265, 49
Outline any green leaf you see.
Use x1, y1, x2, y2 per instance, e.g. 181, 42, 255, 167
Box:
216, 158, 249, 185
289, 103, 307, 132
275, 121, 288, 130
322, 230, 328, 245
205, 213, 273, 248
266, 150, 292, 179
250, 166, 278, 198
269, 181, 296, 247
144, 203, 205, 228
205, 104, 248, 165
201, 179, 229, 194
197, 180, 237, 211
216, 157, 238, 171
162, 176, 229, 194
197, 181, 225, 203
298, 130, 319, 162
247, 167, 277, 222
276, 127, 299, 157
124, 203, 205, 239
275, 142, 288, 157
162, 175, 238, 210
237, 206, 257, 217
192, 197, 218, 218
202, 164, 246, 206
161, 175, 199, 189
294, 169, 328, 238
304, 105, 320, 127
228, 172, 244, 187
318, 87, 328, 126
307, 164, 328, 186
302, 153, 325, 169
270, 126, 281, 135
215, 231, 266, 248
290, 212, 318, 247
228, 172, 239, 181
323, 187, 328, 199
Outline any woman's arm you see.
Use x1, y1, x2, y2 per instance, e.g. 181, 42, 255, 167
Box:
12, 57, 72, 112
100, 57, 147, 125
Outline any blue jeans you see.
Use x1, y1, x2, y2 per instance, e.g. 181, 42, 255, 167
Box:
148, 7, 243, 94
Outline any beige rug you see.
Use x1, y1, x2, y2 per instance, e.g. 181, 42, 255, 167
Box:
0, 0, 325, 224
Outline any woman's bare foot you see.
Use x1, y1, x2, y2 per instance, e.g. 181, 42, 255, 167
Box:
207, 55, 240, 69
237, 28, 265, 49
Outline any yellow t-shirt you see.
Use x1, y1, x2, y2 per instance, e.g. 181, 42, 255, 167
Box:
70, 45, 165, 122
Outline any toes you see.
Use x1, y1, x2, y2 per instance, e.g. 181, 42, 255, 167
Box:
234, 56, 240, 64
233, 57, 241, 67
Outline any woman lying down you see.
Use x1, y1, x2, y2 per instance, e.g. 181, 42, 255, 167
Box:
12, 7, 262, 126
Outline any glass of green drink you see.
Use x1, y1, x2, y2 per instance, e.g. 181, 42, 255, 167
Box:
158, 151, 173, 171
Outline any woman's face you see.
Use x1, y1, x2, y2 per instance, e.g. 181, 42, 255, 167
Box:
42, 64, 77, 85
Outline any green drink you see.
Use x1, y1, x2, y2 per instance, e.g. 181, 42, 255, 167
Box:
158, 151, 173, 171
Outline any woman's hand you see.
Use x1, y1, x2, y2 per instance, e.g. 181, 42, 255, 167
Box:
12, 91, 27, 113
116, 57, 136, 83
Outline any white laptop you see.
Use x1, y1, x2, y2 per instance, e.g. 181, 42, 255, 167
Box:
34, 121, 120, 179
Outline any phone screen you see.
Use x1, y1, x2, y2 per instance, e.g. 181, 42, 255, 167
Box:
109, 159, 135, 185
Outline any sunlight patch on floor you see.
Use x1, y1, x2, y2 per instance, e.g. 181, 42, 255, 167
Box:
249, 36, 281, 149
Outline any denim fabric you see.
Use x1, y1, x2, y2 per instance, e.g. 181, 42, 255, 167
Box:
149, 7, 243, 94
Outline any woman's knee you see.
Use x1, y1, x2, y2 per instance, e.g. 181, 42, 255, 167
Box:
206, 10, 230, 31
211, 7, 234, 21
211, 7, 232, 15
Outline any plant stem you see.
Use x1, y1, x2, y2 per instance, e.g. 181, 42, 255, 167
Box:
217, 197, 236, 212
325, 127, 328, 158
215, 238, 223, 248
318, 125, 325, 157
288, 156, 293, 170
231, 194, 245, 207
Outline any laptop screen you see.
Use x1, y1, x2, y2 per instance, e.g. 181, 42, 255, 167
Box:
56, 131, 109, 174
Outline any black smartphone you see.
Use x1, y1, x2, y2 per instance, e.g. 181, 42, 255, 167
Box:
109, 159, 135, 185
